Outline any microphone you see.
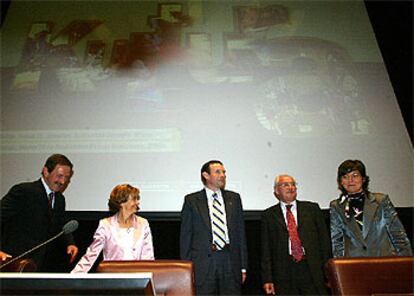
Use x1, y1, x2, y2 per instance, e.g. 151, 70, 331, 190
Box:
63, 220, 79, 235
0, 220, 79, 270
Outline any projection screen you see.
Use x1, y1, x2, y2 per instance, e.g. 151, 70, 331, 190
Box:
1, 0, 412, 211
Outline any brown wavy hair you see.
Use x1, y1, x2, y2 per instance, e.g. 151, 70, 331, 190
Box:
337, 159, 370, 195
108, 184, 140, 213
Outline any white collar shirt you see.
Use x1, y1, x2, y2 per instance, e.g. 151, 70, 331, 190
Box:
41, 177, 55, 208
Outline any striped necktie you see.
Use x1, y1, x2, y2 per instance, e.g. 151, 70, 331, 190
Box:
212, 192, 226, 250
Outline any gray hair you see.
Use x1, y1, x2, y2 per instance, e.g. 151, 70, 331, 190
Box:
273, 174, 295, 187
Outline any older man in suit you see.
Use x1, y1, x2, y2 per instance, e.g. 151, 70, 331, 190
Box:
0, 154, 78, 272
261, 174, 331, 295
180, 160, 248, 295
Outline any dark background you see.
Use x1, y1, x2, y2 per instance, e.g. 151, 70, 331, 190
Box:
364, 1, 413, 142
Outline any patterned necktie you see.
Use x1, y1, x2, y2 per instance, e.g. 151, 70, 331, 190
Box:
286, 204, 304, 262
48, 192, 54, 209
212, 192, 226, 250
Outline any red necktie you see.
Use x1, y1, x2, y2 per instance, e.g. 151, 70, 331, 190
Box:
286, 204, 304, 262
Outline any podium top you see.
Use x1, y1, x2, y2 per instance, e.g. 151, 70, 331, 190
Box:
0, 272, 153, 278
0, 272, 156, 296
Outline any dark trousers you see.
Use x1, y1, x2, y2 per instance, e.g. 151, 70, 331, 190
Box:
196, 249, 241, 295
277, 257, 319, 295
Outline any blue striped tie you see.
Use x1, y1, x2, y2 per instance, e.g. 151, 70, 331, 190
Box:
212, 193, 226, 250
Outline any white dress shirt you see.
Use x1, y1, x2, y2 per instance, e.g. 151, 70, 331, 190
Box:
41, 177, 55, 208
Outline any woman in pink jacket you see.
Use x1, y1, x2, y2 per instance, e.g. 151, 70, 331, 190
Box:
71, 184, 154, 273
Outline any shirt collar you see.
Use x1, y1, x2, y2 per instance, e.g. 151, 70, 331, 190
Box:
41, 177, 53, 196
280, 200, 297, 210
205, 187, 221, 200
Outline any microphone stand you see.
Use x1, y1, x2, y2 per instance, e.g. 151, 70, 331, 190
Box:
0, 231, 64, 270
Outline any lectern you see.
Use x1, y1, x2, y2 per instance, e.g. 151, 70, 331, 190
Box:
0, 272, 156, 295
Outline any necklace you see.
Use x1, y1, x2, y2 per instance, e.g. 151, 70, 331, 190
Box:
117, 212, 136, 235
117, 215, 133, 233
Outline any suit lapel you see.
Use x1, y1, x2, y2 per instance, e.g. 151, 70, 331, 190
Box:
275, 203, 287, 230
296, 201, 304, 230
196, 189, 211, 230
35, 179, 53, 219
131, 215, 144, 244
362, 193, 378, 238
222, 190, 233, 222
35, 179, 49, 206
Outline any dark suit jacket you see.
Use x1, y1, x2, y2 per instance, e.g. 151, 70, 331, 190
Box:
261, 200, 331, 295
0, 179, 74, 271
180, 189, 248, 286
330, 192, 412, 257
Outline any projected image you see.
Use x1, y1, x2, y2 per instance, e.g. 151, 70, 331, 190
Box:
7, 2, 374, 136
1, 1, 412, 210
14, 20, 104, 92
251, 37, 370, 137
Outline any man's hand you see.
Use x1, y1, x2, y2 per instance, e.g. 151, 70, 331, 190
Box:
67, 245, 78, 263
263, 282, 276, 295
0, 251, 12, 262
242, 270, 247, 284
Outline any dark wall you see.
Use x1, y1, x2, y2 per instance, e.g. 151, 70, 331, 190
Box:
68, 208, 413, 295
365, 1, 413, 142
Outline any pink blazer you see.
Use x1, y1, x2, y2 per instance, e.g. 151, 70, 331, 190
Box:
71, 214, 154, 273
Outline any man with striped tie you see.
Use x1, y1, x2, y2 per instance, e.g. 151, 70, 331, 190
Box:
180, 160, 248, 295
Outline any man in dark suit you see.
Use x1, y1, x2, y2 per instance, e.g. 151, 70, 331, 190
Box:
261, 174, 331, 295
0, 154, 78, 272
180, 160, 248, 295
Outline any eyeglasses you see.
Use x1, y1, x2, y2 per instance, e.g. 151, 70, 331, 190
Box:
341, 172, 362, 181
277, 182, 298, 188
